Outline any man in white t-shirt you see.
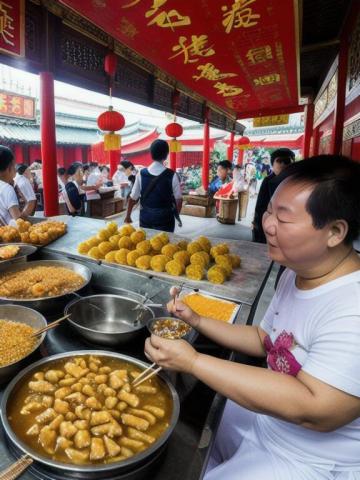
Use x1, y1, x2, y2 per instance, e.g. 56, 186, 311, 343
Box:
144, 155, 360, 479
85, 162, 102, 201
14, 164, 37, 216
0, 146, 24, 225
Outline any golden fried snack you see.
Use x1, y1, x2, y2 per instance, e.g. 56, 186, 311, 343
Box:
228, 254, 241, 268
118, 236, 133, 250
88, 247, 103, 260
87, 236, 100, 248
157, 232, 169, 245
165, 260, 185, 276
104, 251, 117, 263
98, 241, 113, 256
185, 264, 205, 281
136, 240, 151, 256
106, 222, 118, 235
190, 252, 207, 269
210, 243, 229, 258
150, 236, 164, 252
119, 224, 135, 236
20, 232, 30, 243
127, 250, 141, 267
115, 249, 130, 265
135, 255, 152, 270
130, 230, 146, 245
77, 242, 90, 254
161, 243, 179, 258
0, 245, 20, 260
187, 241, 202, 255
196, 236, 211, 253
150, 255, 169, 272
109, 234, 120, 248
97, 229, 111, 241
177, 240, 188, 251
207, 265, 227, 284
173, 250, 190, 266
214, 255, 233, 277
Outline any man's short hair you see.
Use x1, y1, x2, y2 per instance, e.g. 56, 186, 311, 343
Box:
120, 160, 134, 170
90, 162, 98, 168
150, 139, 169, 161
67, 163, 82, 176
17, 163, 29, 175
218, 160, 232, 170
281, 155, 360, 244
58, 167, 66, 176
0, 145, 14, 172
270, 148, 295, 166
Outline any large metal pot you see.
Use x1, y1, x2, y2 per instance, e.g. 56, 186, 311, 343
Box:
0, 350, 180, 480
0, 260, 92, 314
65, 294, 155, 346
0, 304, 47, 385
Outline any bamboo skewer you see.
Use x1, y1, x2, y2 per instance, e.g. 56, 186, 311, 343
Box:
0, 455, 33, 480
132, 366, 162, 388
31, 314, 71, 338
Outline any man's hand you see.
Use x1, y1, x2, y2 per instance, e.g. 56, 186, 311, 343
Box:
124, 216, 132, 224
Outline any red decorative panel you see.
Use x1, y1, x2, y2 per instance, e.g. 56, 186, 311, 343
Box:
0, 0, 25, 57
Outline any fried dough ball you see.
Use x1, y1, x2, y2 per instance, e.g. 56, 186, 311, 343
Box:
215, 254, 233, 272
210, 243, 229, 258
135, 255, 152, 270
158, 232, 169, 245
187, 241, 202, 255
29, 232, 39, 244
150, 255, 169, 272
173, 251, 190, 266
136, 240, 151, 256
118, 236, 133, 250
97, 228, 111, 241
109, 234, 120, 248
119, 224, 135, 236
77, 242, 91, 254
87, 236, 100, 248
150, 236, 164, 252
127, 250, 141, 267
207, 265, 227, 284
115, 248, 130, 265
228, 254, 241, 268
130, 230, 146, 245
177, 240, 188, 251
186, 264, 205, 281
20, 232, 30, 243
190, 252, 207, 269
98, 241, 113, 256
196, 236, 211, 253
161, 243, 179, 258
88, 247, 103, 260
165, 260, 185, 276
106, 222, 118, 235
104, 251, 117, 263
38, 232, 50, 245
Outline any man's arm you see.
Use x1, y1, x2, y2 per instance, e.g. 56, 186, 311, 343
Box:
124, 173, 141, 223
21, 199, 36, 217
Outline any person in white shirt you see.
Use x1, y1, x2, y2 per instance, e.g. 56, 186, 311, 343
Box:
0, 146, 25, 225
125, 140, 182, 232
86, 162, 102, 201
14, 164, 37, 216
145, 155, 360, 480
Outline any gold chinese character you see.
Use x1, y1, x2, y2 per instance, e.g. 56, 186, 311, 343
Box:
147, 9, 191, 30
118, 17, 138, 38
221, 0, 260, 34
170, 35, 215, 64
214, 82, 243, 97
246, 45, 272, 65
193, 63, 237, 81
0, 1, 15, 46
253, 73, 280, 86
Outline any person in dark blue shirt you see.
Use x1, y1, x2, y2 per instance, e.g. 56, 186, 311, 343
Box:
209, 160, 232, 194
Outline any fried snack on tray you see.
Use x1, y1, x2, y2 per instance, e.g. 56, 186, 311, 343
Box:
0, 245, 20, 260
182, 293, 236, 322
0, 319, 36, 366
9, 355, 172, 466
207, 265, 227, 284
0, 266, 85, 299
185, 264, 205, 281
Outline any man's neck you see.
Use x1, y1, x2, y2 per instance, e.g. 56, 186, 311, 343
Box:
0, 175, 10, 184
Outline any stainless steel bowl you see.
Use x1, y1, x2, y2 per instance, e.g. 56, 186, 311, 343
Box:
0, 350, 180, 479
0, 304, 47, 385
0, 260, 92, 313
65, 294, 155, 346
147, 316, 193, 341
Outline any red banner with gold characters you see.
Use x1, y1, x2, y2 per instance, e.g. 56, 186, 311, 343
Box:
0, 0, 25, 57
60, 0, 300, 118
0, 91, 35, 120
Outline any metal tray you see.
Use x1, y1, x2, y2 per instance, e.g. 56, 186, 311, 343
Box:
0, 244, 37, 265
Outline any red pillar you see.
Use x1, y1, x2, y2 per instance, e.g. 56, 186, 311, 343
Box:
302, 103, 314, 159
228, 131, 235, 162
202, 120, 210, 191
109, 150, 119, 177
169, 151, 176, 170
40, 71, 59, 216
331, 40, 349, 155
312, 126, 320, 156
14, 144, 24, 164
238, 149, 245, 166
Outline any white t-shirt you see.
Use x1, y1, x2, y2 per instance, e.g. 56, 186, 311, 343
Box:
0, 180, 19, 225
112, 170, 128, 186
14, 174, 36, 202
86, 171, 101, 200
130, 162, 182, 201
259, 268, 360, 469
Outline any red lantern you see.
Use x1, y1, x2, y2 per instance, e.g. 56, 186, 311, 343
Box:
104, 53, 118, 77
165, 122, 183, 153
97, 106, 125, 151
238, 136, 251, 150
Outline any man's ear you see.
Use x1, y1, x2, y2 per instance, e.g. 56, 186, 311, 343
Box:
327, 220, 349, 248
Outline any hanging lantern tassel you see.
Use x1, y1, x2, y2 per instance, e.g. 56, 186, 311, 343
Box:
169, 139, 182, 153
104, 133, 121, 151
